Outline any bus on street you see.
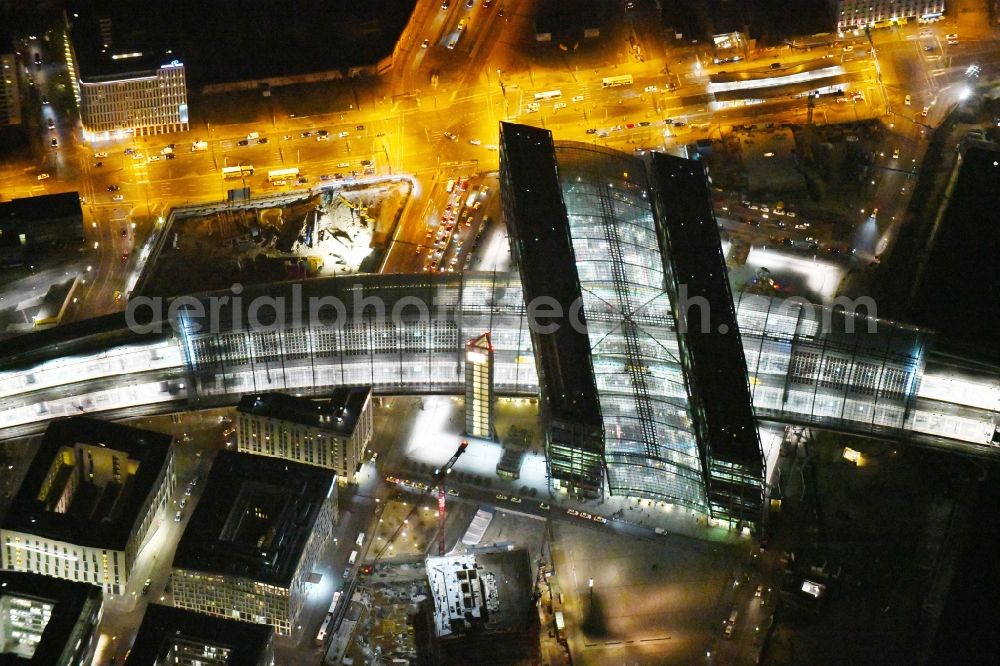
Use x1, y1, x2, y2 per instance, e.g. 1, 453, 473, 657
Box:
534, 90, 562, 101
267, 167, 299, 183
222, 165, 254, 179
602, 75, 633, 88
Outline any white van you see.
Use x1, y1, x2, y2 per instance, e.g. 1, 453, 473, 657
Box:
356, 532, 365, 547
445, 179, 455, 193
348, 550, 358, 565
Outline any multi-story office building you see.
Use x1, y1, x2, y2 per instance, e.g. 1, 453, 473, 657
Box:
63, 6, 188, 139
0, 571, 102, 665
500, 122, 764, 527
836, 0, 946, 30
0, 417, 175, 595
170, 451, 336, 635
465, 332, 495, 439
236, 387, 373, 481
0, 54, 22, 126
125, 603, 274, 666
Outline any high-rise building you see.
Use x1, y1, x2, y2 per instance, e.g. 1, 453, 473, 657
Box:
63, 6, 189, 140
0, 417, 176, 594
500, 122, 764, 528
0, 54, 22, 126
0, 571, 102, 665
464, 332, 495, 439
170, 451, 336, 635
125, 603, 274, 666
235, 388, 373, 481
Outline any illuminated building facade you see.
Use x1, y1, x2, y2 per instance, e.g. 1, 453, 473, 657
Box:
170, 451, 336, 635
500, 122, 763, 526
837, 0, 946, 30
0, 571, 102, 665
63, 7, 189, 138
125, 603, 274, 666
236, 387, 373, 481
0, 417, 175, 595
0, 54, 21, 126
465, 333, 495, 439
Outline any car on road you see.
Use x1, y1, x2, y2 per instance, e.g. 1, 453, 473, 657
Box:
485, 144, 498, 150
142, 578, 152, 595
41, 96, 48, 105
36, 173, 50, 181
572, 95, 584, 103
495, 493, 508, 501
466, 0, 474, 6
121, 252, 129, 264
579, 512, 593, 520
112, 194, 124, 201
585, 128, 597, 134
469, 138, 481, 145
107, 184, 120, 192
300, 131, 312, 138
237, 139, 249, 146
945, 33, 958, 41
50, 138, 58, 148
47, 118, 55, 129
566, 508, 579, 516
924, 45, 935, 52
770, 62, 782, 69
526, 102, 540, 113
458, 19, 467, 31
441, 0, 450, 8
539, 503, 550, 510
316, 134, 330, 141
174, 511, 183, 522
94, 152, 108, 158
904, 94, 911, 106
338, 131, 349, 138
755, 584, 764, 597
592, 515, 608, 523
510, 496, 522, 503
448, 38, 458, 49
316, 130, 329, 137
554, 102, 566, 110
257, 137, 268, 144
93, 161, 102, 167
422, 38, 430, 48
842, 45, 853, 52
947, 39, 959, 45
921, 106, 929, 117
443, 131, 458, 141
644, 85, 658, 93
447, 488, 459, 496
148, 155, 160, 162
892, 148, 900, 160
320, 174, 332, 181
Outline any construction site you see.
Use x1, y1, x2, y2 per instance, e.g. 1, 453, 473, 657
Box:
138, 180, 411, 297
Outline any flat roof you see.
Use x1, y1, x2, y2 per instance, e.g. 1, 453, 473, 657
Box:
2, 417, 173, 551
651, 153, 762, 471
236, 387, 371, 436
0, 192, 82, 224
66, 2, 180, 81
0, 571, 101, 665
171, 451, 334, 587
124, 603, 272, 666
499, 122, 602, 429
912, 143, 1000, 356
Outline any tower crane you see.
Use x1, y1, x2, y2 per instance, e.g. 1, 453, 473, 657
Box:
363, 440, 469, 574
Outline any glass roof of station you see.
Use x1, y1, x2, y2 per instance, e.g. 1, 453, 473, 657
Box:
555, 143, 706, 509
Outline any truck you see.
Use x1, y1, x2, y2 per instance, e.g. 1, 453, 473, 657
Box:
160, 146, 174, 155
246, 132, 260, 141
191, 141, 208, 152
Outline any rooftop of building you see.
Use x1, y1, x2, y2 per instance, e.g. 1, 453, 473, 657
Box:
912, 142, 1000, 356
650, 152, 762, 471
2, 417, 174, 551
171, 451, 335, 587
0, 571, 102, 664
0, 192, 82, 225
425, 548, 534, 639
66, 1, 182, 81
236, 388, 371, 437
124, 603, 273, 666
499, 122, 602, 430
